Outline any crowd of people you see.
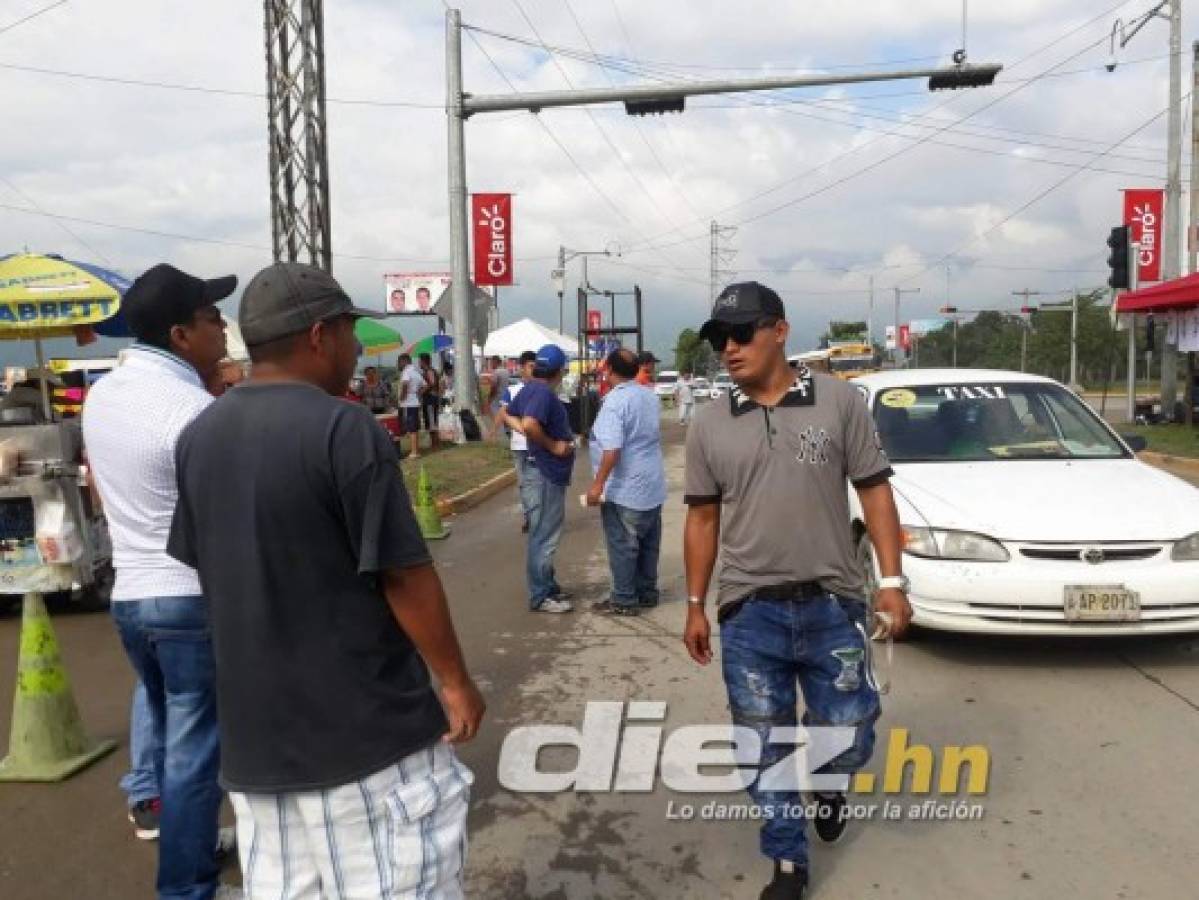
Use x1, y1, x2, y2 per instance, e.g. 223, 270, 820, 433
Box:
79, 259, 911, 899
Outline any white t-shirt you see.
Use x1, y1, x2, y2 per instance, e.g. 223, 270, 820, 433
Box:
503, 381, 527, 451
399, 364, 425, 409
676, 380, 695, 404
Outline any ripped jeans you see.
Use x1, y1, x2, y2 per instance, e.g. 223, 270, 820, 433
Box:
719, 592, 881, 868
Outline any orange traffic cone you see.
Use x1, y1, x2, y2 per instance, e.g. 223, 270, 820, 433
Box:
0, 592, 115, 781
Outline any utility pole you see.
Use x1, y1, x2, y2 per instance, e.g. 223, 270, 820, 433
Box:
264, 0, 331, 271
1161, 0, 1183, 417
446, 7, 1002, 415
1012, 289, 1043, 373
894, 287, 920, 366
1187, 41, 1199, 425
555, 244, 614, 337
867, 274, 875, 349
1070, 287, 1079, 388
709, 221, 737, 303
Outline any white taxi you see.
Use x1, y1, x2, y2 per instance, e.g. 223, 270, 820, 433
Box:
850, 369, 1199, 636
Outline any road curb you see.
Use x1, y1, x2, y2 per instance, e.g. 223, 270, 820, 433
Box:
437, 468, 517, 517
1138, 450, 1199, 475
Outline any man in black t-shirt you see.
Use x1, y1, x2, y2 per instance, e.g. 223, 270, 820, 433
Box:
168, 262, 485, 898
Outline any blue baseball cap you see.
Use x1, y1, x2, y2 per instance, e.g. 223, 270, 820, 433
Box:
534, 343, 567, 374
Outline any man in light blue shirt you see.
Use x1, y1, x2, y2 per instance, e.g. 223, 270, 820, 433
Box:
586, 348, 668, 616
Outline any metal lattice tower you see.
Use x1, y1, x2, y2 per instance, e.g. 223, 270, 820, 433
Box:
264, 0, 332, 271
709, 220, 738, 302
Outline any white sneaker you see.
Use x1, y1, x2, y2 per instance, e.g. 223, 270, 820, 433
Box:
537, 598, 574, 613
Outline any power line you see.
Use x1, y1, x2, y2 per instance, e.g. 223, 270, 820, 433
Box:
622, 17, 1138, 256
506, 0, 704, 271
0, 60, 443, 108
0, 0, 67, 37
893, 95, 1180, 289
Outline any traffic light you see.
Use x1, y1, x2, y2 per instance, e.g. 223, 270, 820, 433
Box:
929, 64, 1002, 91
939, 306, 958, 314
625, 97, 685, 116
1107, 225, 1131, 290
1019, 306, 1036, 314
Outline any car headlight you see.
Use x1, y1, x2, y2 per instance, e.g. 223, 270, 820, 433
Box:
1171, 532, 1199, 561
902, 526, 1010, 562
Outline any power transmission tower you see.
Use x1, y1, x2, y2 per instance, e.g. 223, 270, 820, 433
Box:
709, 220, 737, 303
264, 0, 332, 271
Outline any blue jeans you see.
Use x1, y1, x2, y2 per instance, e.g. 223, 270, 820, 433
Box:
512, 449, 536, 526
119, 680, 161, 807
720, 593, 881, 869
600, 502, 662, 608
526, 465, 567, 609
111, 598, 222, 900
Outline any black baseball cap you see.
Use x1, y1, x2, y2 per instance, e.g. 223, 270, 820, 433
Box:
698, 281, 786, 342
239, 262, 383, 346
636, 350, 660, 365
123, 264, 237, 342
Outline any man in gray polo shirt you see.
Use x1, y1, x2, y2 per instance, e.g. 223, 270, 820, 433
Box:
682, 282, 911, 900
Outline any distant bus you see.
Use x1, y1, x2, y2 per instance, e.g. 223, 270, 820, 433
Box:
788, 343, 880, 379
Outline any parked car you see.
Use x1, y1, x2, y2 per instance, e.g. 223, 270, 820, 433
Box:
710, 372, 734, 398
691, 377, 712, 400
849, 368, 1199, 636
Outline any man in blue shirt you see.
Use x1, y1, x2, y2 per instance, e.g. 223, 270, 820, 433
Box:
504, 344, 576, 613
586, 348, 668, 615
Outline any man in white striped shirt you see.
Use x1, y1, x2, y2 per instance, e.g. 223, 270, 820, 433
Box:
83, 263, 236, 900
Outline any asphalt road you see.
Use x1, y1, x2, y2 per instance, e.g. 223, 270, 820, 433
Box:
1, 419, 1198, 898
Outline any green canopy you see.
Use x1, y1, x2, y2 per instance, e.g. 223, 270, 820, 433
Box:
355, 319, 404, 356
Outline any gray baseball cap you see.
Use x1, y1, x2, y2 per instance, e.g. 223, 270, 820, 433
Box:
239, 262, 383, 347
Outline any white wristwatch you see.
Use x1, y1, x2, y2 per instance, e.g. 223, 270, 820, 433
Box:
877, 575, 910, 594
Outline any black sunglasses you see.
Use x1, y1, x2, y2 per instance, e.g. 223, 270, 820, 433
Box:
706, 318, 776, 352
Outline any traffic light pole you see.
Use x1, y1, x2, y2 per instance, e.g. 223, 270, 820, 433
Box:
1127, 240, 1140, 424
445, 8, 1001, 415
1160, 0, 1183, 418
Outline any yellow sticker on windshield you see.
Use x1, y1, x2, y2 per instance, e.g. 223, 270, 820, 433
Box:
879, 388, 916, 408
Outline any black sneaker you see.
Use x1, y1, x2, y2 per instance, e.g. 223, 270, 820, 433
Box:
760, 860, 807, 899
128, 798, 161, 841
812, 791, 848, 843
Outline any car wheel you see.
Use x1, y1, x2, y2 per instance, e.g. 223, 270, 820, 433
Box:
856, 530, 918, 643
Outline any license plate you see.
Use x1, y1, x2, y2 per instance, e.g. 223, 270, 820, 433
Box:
1064, 585, 1141, 622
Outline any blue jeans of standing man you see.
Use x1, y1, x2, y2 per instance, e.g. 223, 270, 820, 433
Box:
526, 464, 567, 609
512, 449, 536, 528
119, 680, 161, 808
600, 502, 662, 609
111, 597, 222, 900
719, 593, 880, 870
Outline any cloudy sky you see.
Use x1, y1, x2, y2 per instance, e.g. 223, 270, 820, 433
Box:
0, 0, 1193, 364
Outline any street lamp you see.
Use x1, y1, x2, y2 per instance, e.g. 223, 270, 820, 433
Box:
554, 243, 620, 334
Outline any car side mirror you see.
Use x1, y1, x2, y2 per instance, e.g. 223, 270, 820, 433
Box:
1122, 434, 1148, 453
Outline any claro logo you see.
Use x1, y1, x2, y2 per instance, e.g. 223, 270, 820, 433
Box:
476, 203, 508, 280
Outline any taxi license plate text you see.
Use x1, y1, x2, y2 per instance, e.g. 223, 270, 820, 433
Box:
1064, 585, 1141, 622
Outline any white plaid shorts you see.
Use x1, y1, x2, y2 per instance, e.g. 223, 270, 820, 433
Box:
230, 742, 473, 899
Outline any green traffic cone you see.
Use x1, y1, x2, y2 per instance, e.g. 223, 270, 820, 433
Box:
414, 465, 450, 540
0, 592, 115, 781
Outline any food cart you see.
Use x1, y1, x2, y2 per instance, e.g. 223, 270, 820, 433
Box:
0, 253, 130, 612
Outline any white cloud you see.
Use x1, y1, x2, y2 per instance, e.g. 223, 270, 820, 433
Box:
0, 0, 1189, 362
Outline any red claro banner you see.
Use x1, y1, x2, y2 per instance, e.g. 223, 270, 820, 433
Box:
472, 193, 513, 287
1123, 188, 1164, 284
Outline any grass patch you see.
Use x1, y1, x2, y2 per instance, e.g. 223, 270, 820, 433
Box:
399, 441, 513, 500
1124, 423, 1199, 459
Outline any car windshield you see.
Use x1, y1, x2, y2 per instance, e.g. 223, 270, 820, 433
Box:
872, 382, 1128, 462
656, 374, 678, 384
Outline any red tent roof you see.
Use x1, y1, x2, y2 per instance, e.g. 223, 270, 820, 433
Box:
1115, 271, 1199, 313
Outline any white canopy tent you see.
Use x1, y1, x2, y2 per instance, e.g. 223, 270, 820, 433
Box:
483, 318, 579, 358
224, 321, 250, 363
